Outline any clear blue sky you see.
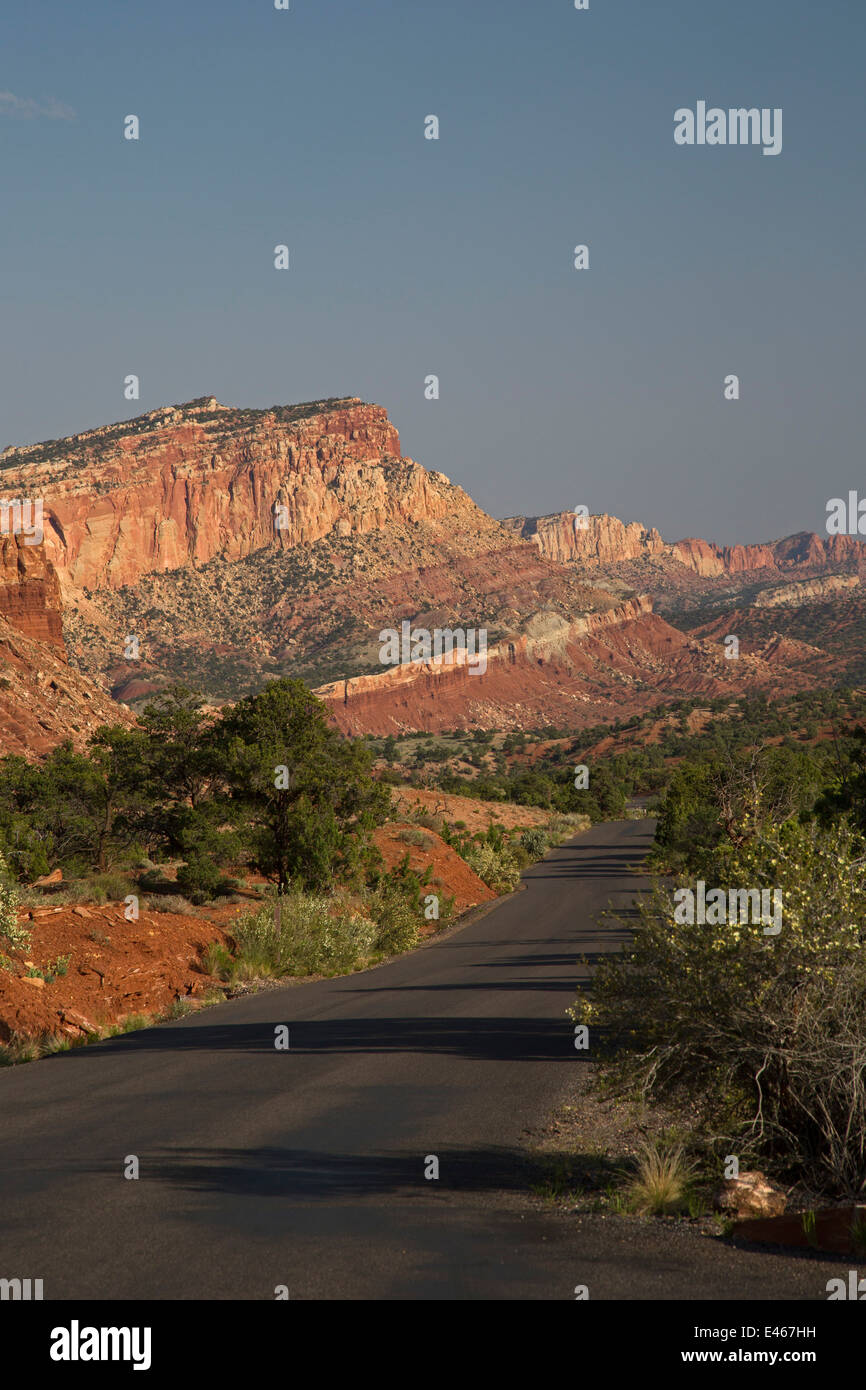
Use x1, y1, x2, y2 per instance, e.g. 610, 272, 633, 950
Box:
1, 0, 863, 544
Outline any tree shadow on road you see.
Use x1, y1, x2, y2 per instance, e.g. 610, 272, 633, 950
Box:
134, 1142, 535, 1198
56, 1013, 600, 1062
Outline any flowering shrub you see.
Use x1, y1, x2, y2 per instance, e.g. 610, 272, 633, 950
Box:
0, 852, 26, 951
571, 821, 866, 1195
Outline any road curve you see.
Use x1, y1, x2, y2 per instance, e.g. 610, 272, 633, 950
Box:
0, 819, 845, 1299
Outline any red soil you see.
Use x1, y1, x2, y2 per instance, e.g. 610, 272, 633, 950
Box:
0, 902, 229, 1045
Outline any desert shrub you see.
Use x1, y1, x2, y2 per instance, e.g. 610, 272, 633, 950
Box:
365, 880, 419, 955
572, 821, 866, 1195
364, 853, 438, 953
625, 1141, 696, 1215
465, 842, 521, 895
147, 894, 197, 916
519, 828, 548, 860
87, 872, 137, 903
511, 844, 531, 871
397, 828, 433, 850
45, 875, 131, 906
175, 854, 234, 904
229, 893, 378, 980
546, 813, 589, 843
202, 941, 234, 979
137, 868, 176, 895
26, 953, 71, 984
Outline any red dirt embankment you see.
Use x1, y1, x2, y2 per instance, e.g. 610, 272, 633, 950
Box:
390, 787, 551, 833
373, 823, 495, 923
0, 903, 229, 1044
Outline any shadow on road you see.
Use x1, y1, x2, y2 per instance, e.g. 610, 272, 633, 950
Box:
55, 1014, 598, 1062
134, 1142, 544, 1199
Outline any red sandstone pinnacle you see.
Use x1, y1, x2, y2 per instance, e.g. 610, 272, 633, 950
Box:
0, 534, 65, 650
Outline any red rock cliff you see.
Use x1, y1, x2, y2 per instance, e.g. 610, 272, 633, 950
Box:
503, 513, 666, 565
507, 513, 866, 578
0, 396, 466, 593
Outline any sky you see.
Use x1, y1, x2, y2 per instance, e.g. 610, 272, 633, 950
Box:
0, 0, 863, 545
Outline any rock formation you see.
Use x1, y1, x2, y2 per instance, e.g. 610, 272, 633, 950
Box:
0, 397, 475, 594
0, 534, 65, 649
2, 395, 860, 742
502, 513, 666, 566
507, 512, 866, 580
753, 574, 859, 607
315, 595, 827, 735
0, 536, 133, 757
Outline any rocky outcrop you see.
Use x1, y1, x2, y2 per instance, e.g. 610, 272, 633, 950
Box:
753, 574, 859, 607
671, 533, 866, 577
670, 536, 728, 577
0, 396, 480, 593
508, 512, 866, 580
0, 534, 130, 756
315, 596, 826, 734
503, 513, 666, 565
0, 607, 135, 758
0, 534, 65, 650
316, 596, 656, 709
714, 1171, 787, 1220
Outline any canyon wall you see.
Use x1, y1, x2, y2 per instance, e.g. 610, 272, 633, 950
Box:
315, 596, 663, 733
507, 512, 866, 578
0, 397, 481, 593
503, 513, 666, 565
0, 536, 134, 757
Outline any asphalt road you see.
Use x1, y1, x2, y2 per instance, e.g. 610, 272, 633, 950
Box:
0, 819, 847, 1299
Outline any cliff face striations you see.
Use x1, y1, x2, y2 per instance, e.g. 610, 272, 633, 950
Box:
2, 396, 863, 743
507, 512, 866, 580
503, 513, 666, 566
0, 396, 476, 593
0, 535, 133, 756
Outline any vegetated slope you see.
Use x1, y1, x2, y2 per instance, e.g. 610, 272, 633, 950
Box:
681, 595, 866, 687
315, 602, 833, 736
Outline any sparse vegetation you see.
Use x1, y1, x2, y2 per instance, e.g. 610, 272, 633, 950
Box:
624, 1141, 696, 1216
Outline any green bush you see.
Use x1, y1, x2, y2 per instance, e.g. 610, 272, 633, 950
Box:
519, 828, 548, 860
137, 868, 176, 895
176, 854, 233, 905
572, 820, 866, 1196
202, 941, 234, 979
365, 878, 419, 956
229, 893, 378, 980
465, 842, 521, 895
